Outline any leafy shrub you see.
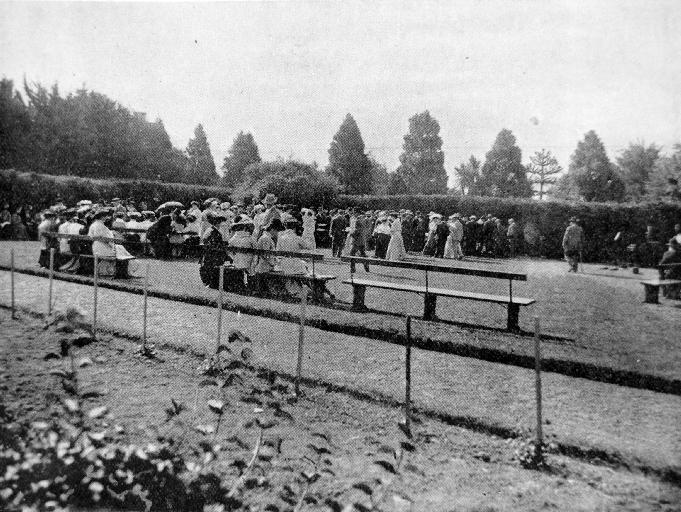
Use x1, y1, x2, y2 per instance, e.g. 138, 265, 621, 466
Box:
335, 194, 681, 261
0, 169, 230, 211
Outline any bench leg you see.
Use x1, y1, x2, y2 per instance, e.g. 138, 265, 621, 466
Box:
507, 303, 520, 331
309, 281, 326, 304
352, 284, 367, 311
423, 293, 437, 321
643, 284, 659, 304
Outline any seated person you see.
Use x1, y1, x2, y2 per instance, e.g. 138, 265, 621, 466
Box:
88, 209, 134, 278
226, 216, 256, 292
146, 215, 172, 259
252, 219, 284, 295
276, 218, 313, 297
37, 210, 59, 268
659, 238, 681, 299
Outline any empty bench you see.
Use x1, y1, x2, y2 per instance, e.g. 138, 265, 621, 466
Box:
341, 256, 535, 331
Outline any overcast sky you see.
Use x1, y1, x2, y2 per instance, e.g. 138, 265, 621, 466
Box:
2, 1, 681, 185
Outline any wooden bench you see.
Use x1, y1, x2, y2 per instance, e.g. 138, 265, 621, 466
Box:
50, 233, 135, 279
640, 279, 681, 304
220, 245, 335, 304
264, 271, 336, 303
341, 256, 534, 331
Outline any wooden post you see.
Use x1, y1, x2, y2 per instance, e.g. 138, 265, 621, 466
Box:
10, 248, 15, 319
216, 265, 224, 356
142, 262, 149, 348
295, 290, 307, 396
92, 255, 98, 340
533, 316, 543, 460
48, 248, 55, 315
404, 316, 412, 437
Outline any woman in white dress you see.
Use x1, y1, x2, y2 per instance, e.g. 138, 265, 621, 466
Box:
301, 208, 317, 250
386, 213, 407, 261
443, 215, 456, 258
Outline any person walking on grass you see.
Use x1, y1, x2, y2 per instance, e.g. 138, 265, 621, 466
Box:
562, 216, 584, 273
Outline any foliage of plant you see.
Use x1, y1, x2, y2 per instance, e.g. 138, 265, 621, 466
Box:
0, 168, 230, 212
221, 132, 262, 188
475, 129, 533, 198
453, 155, 482, 196
335, 193, 681, 261
395, 111, 448, 195
0, 78, 211, 184
559, 130, 625, 202
326, 114, 373, 195
527, 149, 562, 200
231, 159, 340, 208
186, 124, 220, 186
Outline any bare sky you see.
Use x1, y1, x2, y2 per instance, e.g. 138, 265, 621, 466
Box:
2, 1, 680, 185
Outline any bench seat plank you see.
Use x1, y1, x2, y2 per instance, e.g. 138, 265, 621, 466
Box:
343, 278, 535, 305
640, 279, 681, 304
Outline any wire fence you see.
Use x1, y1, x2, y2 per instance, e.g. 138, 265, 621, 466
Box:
2, 240, 681, 471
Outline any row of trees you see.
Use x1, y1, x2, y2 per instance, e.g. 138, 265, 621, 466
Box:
0, 79, 219, 185
3, 77, 679, 203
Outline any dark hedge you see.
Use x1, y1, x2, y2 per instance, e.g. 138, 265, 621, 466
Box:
335, 194, 681, 261
1, 169, 230, 211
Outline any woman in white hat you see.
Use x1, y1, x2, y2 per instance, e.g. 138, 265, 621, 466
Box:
300, 208, 317, 250
386, 212, 407, 261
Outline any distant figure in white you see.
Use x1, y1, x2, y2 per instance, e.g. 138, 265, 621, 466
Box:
444, 213, 464, 260
386, 212, 407, 261
301, 208, 317, 250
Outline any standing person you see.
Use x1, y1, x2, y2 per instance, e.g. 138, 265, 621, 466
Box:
261, 193, 281, 232
199, 212, 231, 289
562, 216, 584, 273
507, 218, 521, 258
386, 212, 407, 261
423, 213, 440, 256
330, 209, 348, 258
413, 212, 428, 252
401, 210, 414, 253
226, 216, 256, 292
301, 208, 317, 250
372, 215, 391, 259
434, 215, 450, 258
444, 213, 464, 260
464, 215, 478, 255
349, 209, 370, 272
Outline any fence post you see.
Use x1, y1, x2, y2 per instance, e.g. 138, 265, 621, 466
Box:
534, 316, 543, 460
142, 262, 149, 348
216, 265, 224, 358
93, 255, 98, 341
48, 248, 55, 315
10, 248, 16, 319
404, 315, 412, 438
295, 290, 307, 397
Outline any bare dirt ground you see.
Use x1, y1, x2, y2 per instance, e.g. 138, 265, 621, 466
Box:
1, 308, 680, 511
3, 242, 681, 384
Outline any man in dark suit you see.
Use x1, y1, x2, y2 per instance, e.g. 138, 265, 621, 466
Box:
330, 209, 348, 257
349, 209, 370, 272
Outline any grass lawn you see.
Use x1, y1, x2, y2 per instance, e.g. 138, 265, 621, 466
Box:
3, 241, 681, 383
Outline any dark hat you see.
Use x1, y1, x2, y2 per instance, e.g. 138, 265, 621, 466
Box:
206, 211, 226, 224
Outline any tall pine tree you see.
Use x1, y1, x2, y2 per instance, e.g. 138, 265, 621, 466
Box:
395, 111, 448, 194
567, 130, 625, 202
326, 114, 373, 194
477, 129, 532, 197
222, 131, 261, 187
186, 124, 218, 185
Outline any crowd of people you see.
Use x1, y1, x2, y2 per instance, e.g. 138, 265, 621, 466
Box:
6, 195, 681, 292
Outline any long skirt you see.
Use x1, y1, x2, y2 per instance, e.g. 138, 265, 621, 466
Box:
386, 233, 407, 261
422, 232, 437, 256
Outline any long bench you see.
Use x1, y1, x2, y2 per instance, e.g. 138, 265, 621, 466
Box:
340, 256, 534, 331
49, 233, 135, 278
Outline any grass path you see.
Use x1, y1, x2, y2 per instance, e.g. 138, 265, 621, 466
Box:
2, 269, 680, 475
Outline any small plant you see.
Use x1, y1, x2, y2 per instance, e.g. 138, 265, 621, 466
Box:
510, 436, 556, 470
